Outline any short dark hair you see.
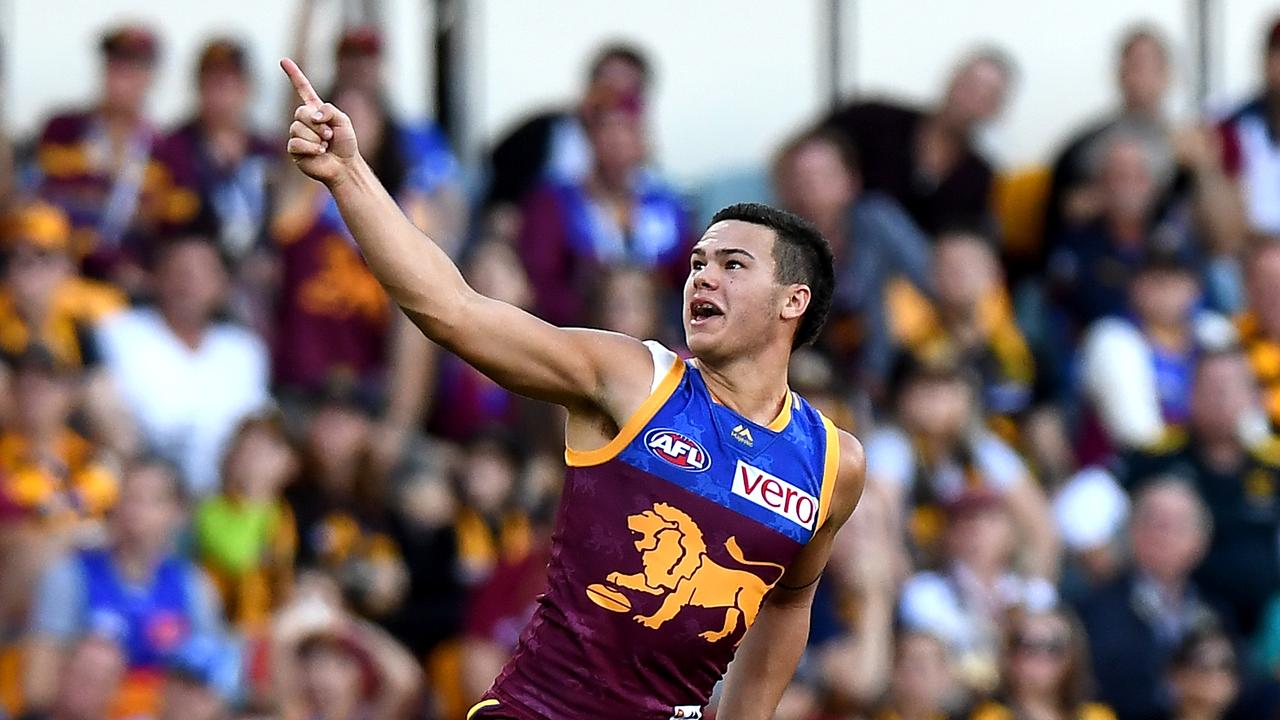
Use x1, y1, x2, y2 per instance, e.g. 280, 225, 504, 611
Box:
588, 42, 651, 88
708, 203, 834, 348
772, 125, 860, 180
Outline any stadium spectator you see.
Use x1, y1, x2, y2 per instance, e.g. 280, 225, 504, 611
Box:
516, 84, 689, 327
23, 458, 224, 718
1076, 478, 1220, 720
865, 354, 1059, 577
451, 432, 531, 587
1052, 465, 1131, 601
484, 43, 653, 235
1117, 349, 1279, 636
97, 236, 270, 497
898, 488, 1058, 696
194, 412, 299, 630
771, 127, 932, 391
33, 25, 164, 287
1217, 18, 1280, 242
1235, 245, 1280, 429
156, 634, 243, 720
23, 635, 126, 720
1166, 622, 1240, 720
869, 629, 959, 720
824, 48, 1014, 234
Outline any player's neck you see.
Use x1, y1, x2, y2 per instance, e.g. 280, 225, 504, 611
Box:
695, 349, 791, 428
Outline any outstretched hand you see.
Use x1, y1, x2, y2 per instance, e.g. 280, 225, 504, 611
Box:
280, 58, 359, 185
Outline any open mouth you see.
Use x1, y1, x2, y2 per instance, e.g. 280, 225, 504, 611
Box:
689, 299, 724, 325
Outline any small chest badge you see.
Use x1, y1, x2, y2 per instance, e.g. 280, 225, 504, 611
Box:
731, 424, 755, 447
645, 429, 711, 472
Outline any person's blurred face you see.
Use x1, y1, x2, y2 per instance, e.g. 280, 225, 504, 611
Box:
599, 269, 658, 339
12, 368, 73, 437
155, 241, 228, 328
1130, 269, 1199, 328
1266, 48, 1280, 95
6, 244, 71, 316
588, 110, 646, 184
774, 140, 857, 225
300, 645, 363, 712
226, 425, 296, 502
1119, 35, 1170, 113
591, 57, 647, 98
934, 235, 999, 314
467, 241, 532, 309
684, 221, 798, 361
103, 58, 154, 115
891, 633, 953, 712
336, 53, 382, 96
160, 677, 227, 720
56, 638, 126, 720
1172, 638, 1239, 716
1008, 614, 1073, 697
1130, 483, 1207, 583
461, 444, 517, 515
334, 87, 383, 156
947, 506, 1015, 571
305, 406, 371, 492
900, 376, 973, 441
1247, 247, 1280, 336
199, 70, 250, 123
1100, 139, 1158, 223
1190, 354, 1258, 441
941, 58, 1009, 128
114, 464, 183, 554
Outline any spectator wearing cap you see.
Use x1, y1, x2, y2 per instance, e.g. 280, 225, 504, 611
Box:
898, 488, 1059, 697
484, 43, 653, 236
152, 38, 279, 335
33, 24, 165, 286
96, 236, 270, 497
1117, 349, 1280, 635
157, 634, 242, 720
865, 355, 1058, 578
823, 49, 1014, 234
771, 126, 933, 394
23, 458, 225, 718
517, 83, 690, 327
1235, 245, 1280, 429
885, 225, 1036, 441
1077, 248, 1231, 463
1217, 18, 1280, 241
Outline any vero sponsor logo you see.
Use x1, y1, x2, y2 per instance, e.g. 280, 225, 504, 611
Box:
645, 429, 711, 472
732, 460, 818, 530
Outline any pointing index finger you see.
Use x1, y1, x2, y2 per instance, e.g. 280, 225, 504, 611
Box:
281, 58, 322, 107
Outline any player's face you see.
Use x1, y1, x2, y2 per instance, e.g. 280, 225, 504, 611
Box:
683, 221, 794, 360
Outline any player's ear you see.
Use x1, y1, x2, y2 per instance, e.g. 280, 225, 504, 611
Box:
780, 284, 811, 322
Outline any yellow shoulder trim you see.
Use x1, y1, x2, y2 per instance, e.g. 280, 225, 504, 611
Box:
766, 391, 795, 431
466, 699, 500, 719
815, 414, 841, 530
565, 354, 685, 467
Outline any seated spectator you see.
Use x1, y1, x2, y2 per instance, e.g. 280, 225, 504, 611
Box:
270, 577, 421, 720
517, 86, 689, 327
823, 49, 1014, 234
899, 489, 1058, 695
887, 226, 1035, 435
23, 635, 126, 720
1217, 18, 1280, 242
1051, 466, 1131, 599
1076, 478, 1219, 720
286, 381, 406, 621
451, 432, 531, 586
34, 26, 165, 287
1117, 349, 1280, 635
971, 607, 1115, 720
484, 43, 652, 236
157, 634, 243, 720
1078, 248, 1229, 461
1167, 622, 1240, 720
866, 354, 1058, 577
194, 413, 299, 631
152, 38, 279, 336
97, 235, 269, 497
23, 458, 224, 718
771, 127, 932, 389
869, 629, 959, 720
1236, 245, 1280, 428
788, 348, 857, 432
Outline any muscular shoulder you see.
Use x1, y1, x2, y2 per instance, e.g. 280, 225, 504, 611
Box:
827, 430, 866, 530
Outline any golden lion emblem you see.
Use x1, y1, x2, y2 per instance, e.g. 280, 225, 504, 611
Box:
585, 502, 785, 643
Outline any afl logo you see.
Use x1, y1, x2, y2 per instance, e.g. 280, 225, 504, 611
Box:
645, 429, 710, 472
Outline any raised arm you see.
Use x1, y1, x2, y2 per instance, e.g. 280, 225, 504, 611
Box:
280, 59, 652, 415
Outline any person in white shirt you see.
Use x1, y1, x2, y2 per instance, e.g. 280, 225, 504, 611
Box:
97, 236, 269, 496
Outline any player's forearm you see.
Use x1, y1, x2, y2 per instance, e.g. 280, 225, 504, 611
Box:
326, 157, 471, 334
717, 591, 812, 720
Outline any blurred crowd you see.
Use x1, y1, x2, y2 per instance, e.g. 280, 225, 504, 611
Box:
4, 8, 1280, 720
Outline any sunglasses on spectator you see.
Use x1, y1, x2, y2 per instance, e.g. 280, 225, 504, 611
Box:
1013, 635, 1069, 658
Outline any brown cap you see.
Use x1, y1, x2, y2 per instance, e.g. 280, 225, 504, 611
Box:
2, 201, 71, 252
197, 38, 247, 78
336, 26, 382, 58
100, 25, 158, 64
